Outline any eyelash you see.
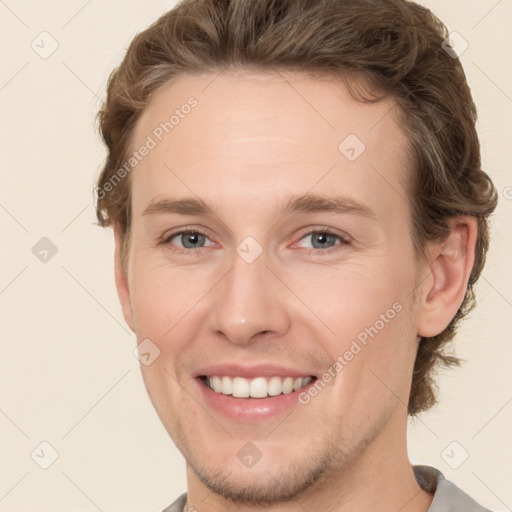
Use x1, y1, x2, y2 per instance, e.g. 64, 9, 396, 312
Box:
159, 227, 349, 257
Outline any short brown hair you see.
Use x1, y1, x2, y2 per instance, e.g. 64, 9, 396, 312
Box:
95, 0, 498, 415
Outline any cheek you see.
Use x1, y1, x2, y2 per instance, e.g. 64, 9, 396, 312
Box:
128, 257, 206, 338
315, 316, 413, 428
130, 266, 200, 416
295, 258, 415, 401
286, 257, 404, 341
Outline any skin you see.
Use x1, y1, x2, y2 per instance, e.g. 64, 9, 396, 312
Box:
113, 70, 477, 512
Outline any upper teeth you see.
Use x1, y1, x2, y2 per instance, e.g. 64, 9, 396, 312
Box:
206, 376, 313, 398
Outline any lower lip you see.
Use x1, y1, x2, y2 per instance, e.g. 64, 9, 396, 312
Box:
195, 377, 316, 423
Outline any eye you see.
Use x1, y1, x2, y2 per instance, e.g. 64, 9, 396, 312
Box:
159, 227, 349, 257
162, 230, 213, 253
296, 229, 349, 254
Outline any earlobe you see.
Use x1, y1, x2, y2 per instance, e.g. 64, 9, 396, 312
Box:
113, 224, 135, 332
416, 217, 477, 338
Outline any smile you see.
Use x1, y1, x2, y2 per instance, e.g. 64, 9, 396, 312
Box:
201, 375, 315, 398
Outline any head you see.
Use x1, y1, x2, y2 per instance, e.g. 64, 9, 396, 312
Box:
95, 0, 498, 505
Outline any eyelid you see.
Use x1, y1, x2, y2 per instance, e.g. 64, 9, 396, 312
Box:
295, 226, 351, 243
160, 226, 350, 243
292, 228, 351, 253
160, 225, 214, 243
160, 229, 215, 250
160, 225, 351, 257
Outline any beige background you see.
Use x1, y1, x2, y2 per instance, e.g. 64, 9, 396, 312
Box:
1, 1, 511, 510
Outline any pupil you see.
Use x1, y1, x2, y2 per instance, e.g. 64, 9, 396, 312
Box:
183, 232, 202, 248
313, 232, 333, 249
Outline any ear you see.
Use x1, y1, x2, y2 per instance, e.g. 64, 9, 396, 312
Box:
416, 216, 478, 338
113, 223, 135, 332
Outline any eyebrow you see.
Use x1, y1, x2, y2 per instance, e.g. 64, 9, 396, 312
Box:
142, 193, 376, 220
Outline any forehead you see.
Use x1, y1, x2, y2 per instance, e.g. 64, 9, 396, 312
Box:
130, 70, 411, 225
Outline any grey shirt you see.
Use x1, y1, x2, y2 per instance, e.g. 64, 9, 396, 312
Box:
161, 465, 493, 512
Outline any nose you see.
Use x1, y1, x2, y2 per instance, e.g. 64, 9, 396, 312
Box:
208, 248, 291, 346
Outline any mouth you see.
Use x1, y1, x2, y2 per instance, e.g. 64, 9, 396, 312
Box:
199, 375, 316, 398
192, 364, 319, 421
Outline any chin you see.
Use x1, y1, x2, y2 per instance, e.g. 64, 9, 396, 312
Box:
179, 433, 349, 505
191, 456, 330, 505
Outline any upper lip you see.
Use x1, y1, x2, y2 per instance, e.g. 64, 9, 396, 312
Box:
193, 364, 317, 379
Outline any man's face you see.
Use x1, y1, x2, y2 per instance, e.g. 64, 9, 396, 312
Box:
120, 71, 423, 503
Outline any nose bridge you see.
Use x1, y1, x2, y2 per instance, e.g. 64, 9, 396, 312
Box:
209, 245, 290, 345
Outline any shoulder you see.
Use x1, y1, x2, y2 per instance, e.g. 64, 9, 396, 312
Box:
161, 470, 496, 512
413, 465, 495, 512
160, 491, 187, 512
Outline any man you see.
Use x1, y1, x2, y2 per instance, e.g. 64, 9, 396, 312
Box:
95, 0, 498, 510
